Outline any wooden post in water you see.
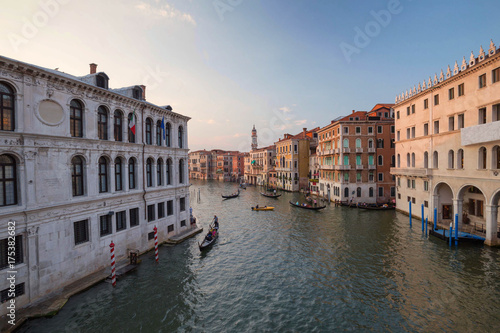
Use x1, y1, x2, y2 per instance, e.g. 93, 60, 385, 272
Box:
409, 201, 412, 228
421, 204, 424, 232
110, 241, 116, 287
455, 214, 459, 246
154, 226, 159, 263
434, 208, 437, 231
425, 217, 428, 236
449, 223, 453, 247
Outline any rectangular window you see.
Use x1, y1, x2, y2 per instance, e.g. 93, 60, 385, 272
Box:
378, 187, 384, 197
407, 196, 411, 202
397, 177, 400, 186
411, 179, 415, 189
378, 173, 383, 181
390, 187, 395, 197
479, 73, 487, 88
424, 181, 429, 191
116, 211, 127, 231
158, 202, 165, 218
356, 127, 361, 134
407, 179, 411, 188
411, 105, 415, 114
493, 67, 500, 83
397, 131, 400, 141
398, 193, 401, 199
0, 235, 23, 269
181, 220, 186, 227
1, 282, 25, 303
368, 126, 373, 134
448, 87, 455, 100
167, 224, 174, 233
377, 126, 382, 134
458, 83, 465, 96
412, 197, 416, 204
130, 208, 139, 227
458, 114, 464, 129
468, 199, 476, 215
434, 120, 439, 134
424, 99, 428, 109
411, 127, 415, 138
147, 204, 155, 222
434, 94, 439, 106
74, 220, 89, 245
478, 108, 487, 124
100, 215, 112, 236
406, 128, 410, 139
424, 200, 428, 207
494, 104, 500, 122
396, 111, 400, 119
344, 127, 349, 134
180, 198, 186, 211
167, 200, 174, 216
390, 125, 395, 134
407, 106, 410, 116
148, 231, 154, 240
449, 116, 455, 131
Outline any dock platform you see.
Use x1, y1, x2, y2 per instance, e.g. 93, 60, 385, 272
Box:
429, 228, 485, 244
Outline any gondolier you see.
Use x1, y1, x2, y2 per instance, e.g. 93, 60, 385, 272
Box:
213, 215, 219, 230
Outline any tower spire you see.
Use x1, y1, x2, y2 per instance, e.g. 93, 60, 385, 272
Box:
251, 125, 258, 150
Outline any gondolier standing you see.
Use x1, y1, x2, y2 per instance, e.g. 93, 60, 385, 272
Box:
213, 215, 219, 230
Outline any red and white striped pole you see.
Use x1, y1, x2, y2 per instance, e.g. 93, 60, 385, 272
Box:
154, 226, 159, 262
109, 241, 116, 287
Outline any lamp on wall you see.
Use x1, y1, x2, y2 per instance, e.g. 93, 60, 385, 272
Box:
108, 211, 115, 216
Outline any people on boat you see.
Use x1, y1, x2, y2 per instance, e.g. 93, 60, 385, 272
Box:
274, 190, 276, 194
256, 205, 259, 209
214, 219, 219, 230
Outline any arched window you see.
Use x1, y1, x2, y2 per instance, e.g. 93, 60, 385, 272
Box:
457, 149, 464, 169
178, 126, 184, 148
166, 158, 172, 185
179, 159, 184, 183
368, 139, 373, 149
128, 113, 136, 143
115, 157, 123, 191
114, 110, 123, 142
411, 153, 415, 167
391, 155, 395, 167
0, 82, 15, 131
355, 139, 361, 148
0, 154, 17, 206
344, 187, 349, 198
406, 153, 410, 167
343, 138, 349, 148
146, 158, 153, 187
70, 100, 83, 137
369, 187, 374, 197
71, 156, 84, 196
424, 151, 429, 168
165, 122, 171, 147
433, 151, 439, 169
448, 150, 454, 169
157, 158, 163, 186
397, 154, 400, 168
377, 139, 384, 148
97, 106, 108, 140
98, 157, 108, 193
156, 120, 162, 146
145, 118, 153, 145
492, 146, 500, 169
378, 155, 383, 166
356, 155, 361, 165
479, 147, 487, 169
128, 158, 136, 189
356, 187, 361, 197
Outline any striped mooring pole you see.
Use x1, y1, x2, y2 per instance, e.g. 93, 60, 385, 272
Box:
154, 226, 159, 263
110, 241, 116, 287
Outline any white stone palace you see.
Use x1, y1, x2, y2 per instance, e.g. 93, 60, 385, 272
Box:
391, 40, 500, 246
0, 56, 191, 314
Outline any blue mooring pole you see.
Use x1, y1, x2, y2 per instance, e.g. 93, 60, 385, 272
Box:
421, 204, 424, 232
409, 201, 412, 228
434, 208, 437, 231
425, 217, 428, 236
449, 223, 453, 247
455, 214, 459, 246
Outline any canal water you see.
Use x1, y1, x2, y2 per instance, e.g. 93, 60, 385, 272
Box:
20, 180, 500, 332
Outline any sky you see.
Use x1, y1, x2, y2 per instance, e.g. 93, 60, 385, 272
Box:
1, 0, 500, 151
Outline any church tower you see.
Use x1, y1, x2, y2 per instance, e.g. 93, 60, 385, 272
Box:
251, 125, 258, 150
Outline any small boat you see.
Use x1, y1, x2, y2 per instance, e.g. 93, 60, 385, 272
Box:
289, 201, 326, 210
239, 183, 247, 189
358, 204, 395, 210
251, 206, 274, 211
222, 189, 240, 199
260, 192, 281, 198
199, 228, 218, 251
340, 201, 358, 208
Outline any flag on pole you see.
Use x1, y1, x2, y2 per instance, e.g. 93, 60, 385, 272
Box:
161, 116, 165, 140
129, 112, 136, 135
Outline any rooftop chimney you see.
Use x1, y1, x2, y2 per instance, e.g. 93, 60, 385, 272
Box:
139, 85, 146, 100
90, 63, 97, 74
352, 109, 355, 114
303, 127, 307, 135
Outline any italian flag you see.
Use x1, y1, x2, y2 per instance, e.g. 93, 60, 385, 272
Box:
129, 112, 136, 135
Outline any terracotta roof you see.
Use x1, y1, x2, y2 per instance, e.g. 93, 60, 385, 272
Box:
370, 103, 394, 112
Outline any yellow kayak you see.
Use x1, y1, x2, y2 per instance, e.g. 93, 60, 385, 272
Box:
251, 206, 274, 211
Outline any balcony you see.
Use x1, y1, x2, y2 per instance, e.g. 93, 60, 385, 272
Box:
342, 147, 350, 153
368, 164, 376, 170
355, 148, 363, 153
336, 165, 351, 170
461, 121, 500, 146
356, 164, 364, 170
322, 165, 335, 170
367, 148, 376, 153
334, 148, 340, 154
390, 167, 428, 177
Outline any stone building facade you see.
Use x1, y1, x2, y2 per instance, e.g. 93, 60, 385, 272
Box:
0, 57, 190, 314
391, 41, 500, 246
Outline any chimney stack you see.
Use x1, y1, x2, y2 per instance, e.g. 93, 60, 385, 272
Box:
140, 85, 146, 100
90, 63, 97, 74
352, 109, 355, 114
303, 128, 307, 136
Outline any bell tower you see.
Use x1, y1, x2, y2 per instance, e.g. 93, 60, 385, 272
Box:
251, 125, 258, 150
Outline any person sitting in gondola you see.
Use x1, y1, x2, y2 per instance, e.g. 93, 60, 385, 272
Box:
205, 232, 212, 241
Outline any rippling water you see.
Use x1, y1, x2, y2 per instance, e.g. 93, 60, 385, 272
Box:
20, 180, 500, 332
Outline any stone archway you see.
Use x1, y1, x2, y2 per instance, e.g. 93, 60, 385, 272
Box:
433, 182, 454, 226
486, 189, 500, 246
457, 185, 488, 238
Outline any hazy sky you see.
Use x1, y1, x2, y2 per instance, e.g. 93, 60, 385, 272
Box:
1, 0, 500, 151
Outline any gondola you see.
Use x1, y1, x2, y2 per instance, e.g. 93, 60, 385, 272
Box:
251, 206, 275, 211
289, 201, 326, 210
340, 201, 358, 208
222, 189, 240, 199
358, 204, 395, 210
239, 183, 247, 190
199, 227, 218, 251
260, 192, 281, 198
